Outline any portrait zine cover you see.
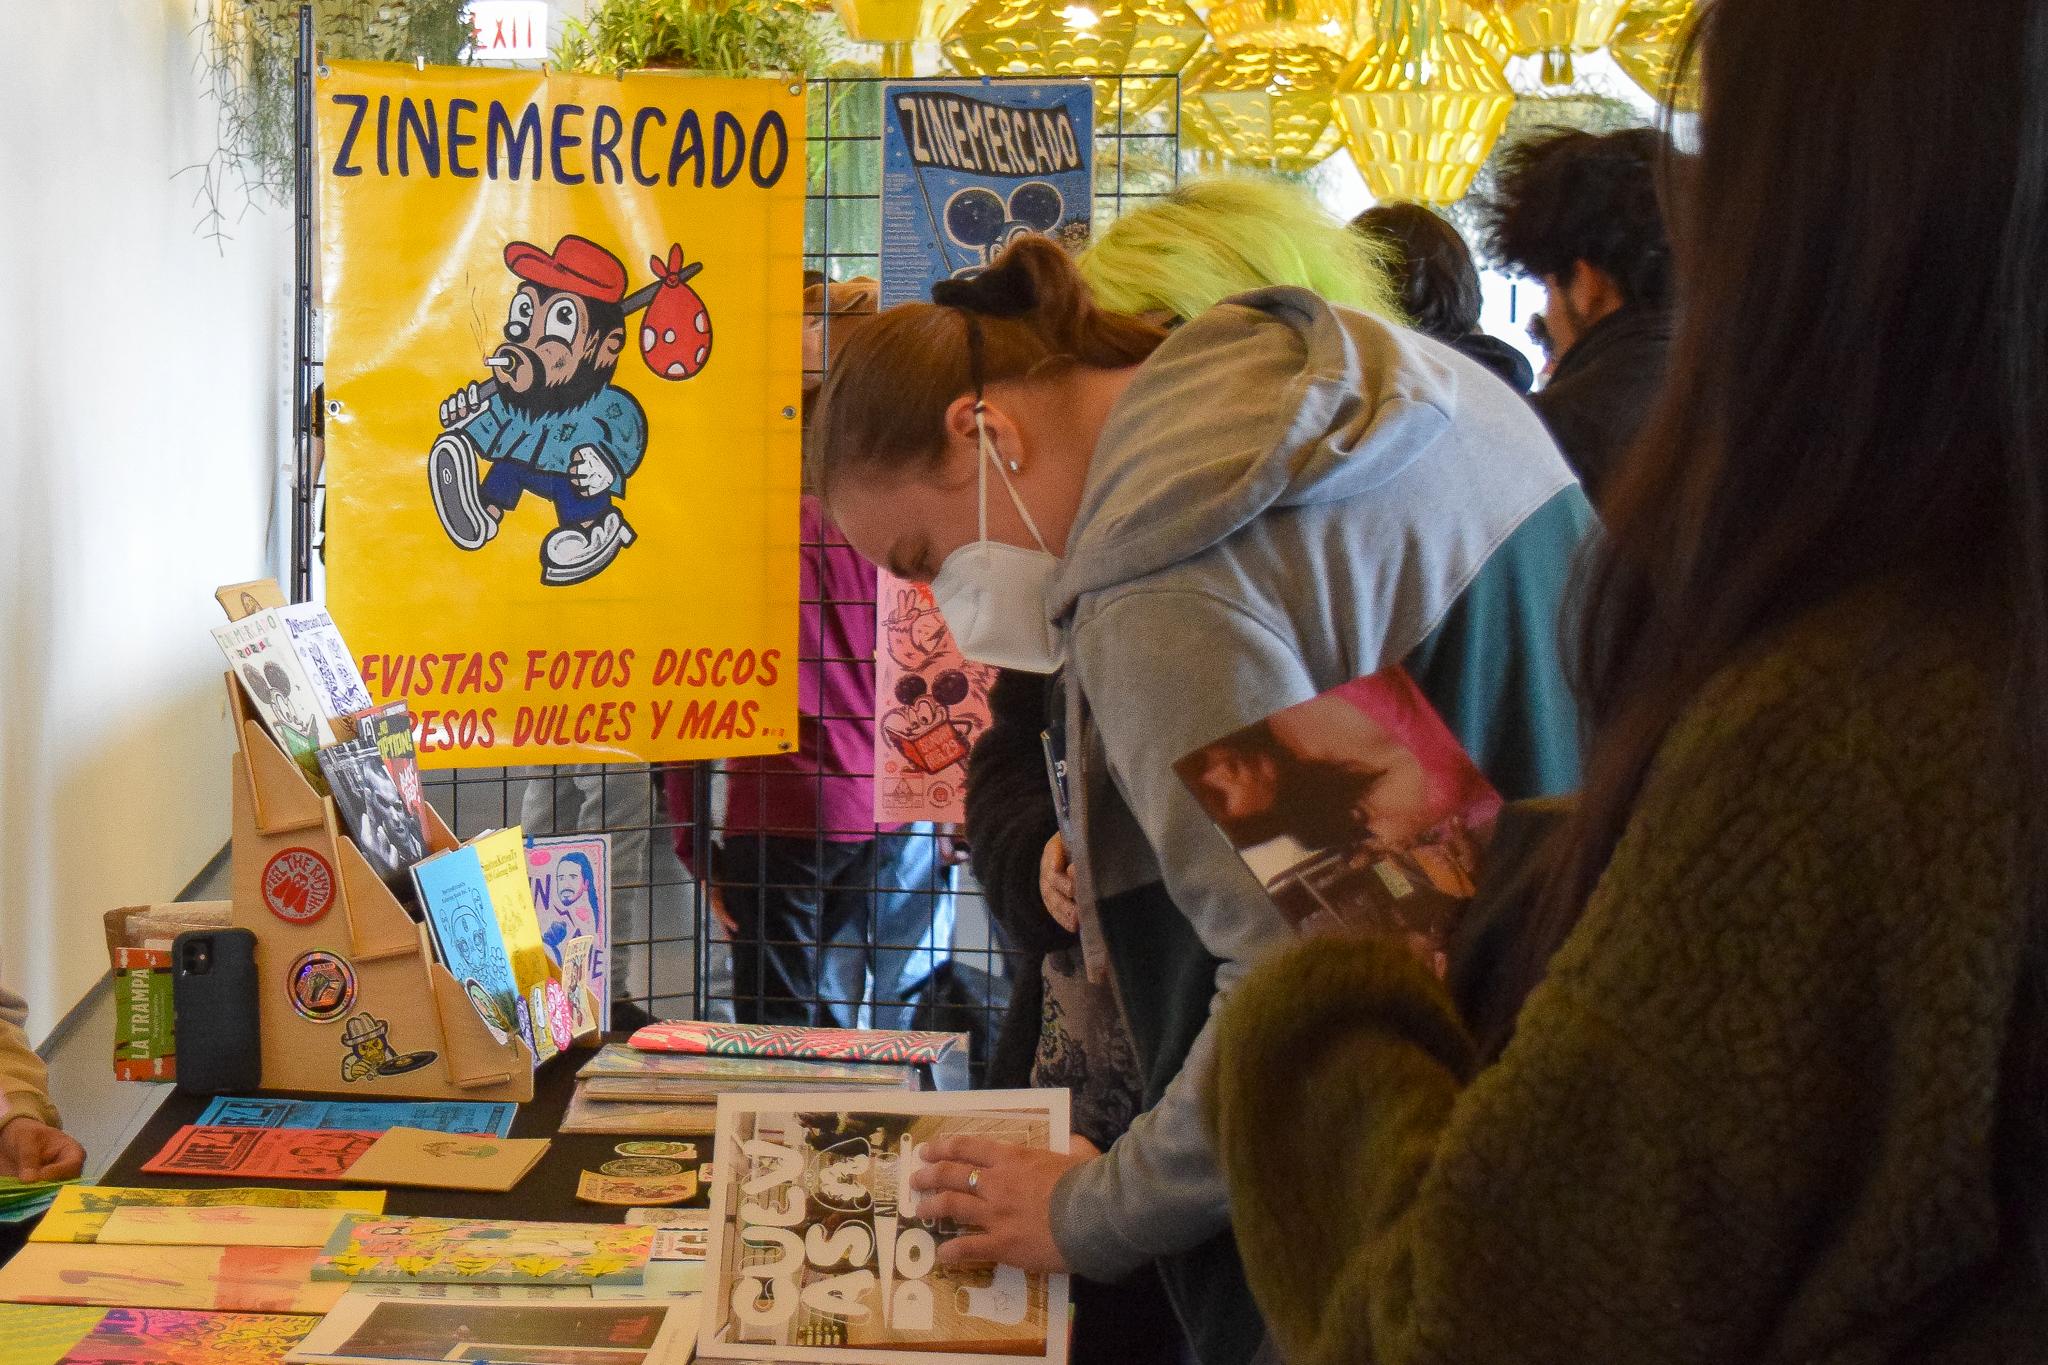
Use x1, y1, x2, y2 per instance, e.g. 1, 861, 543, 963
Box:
699, 1088, 1071, 1365
525, 832, 611, 1039
1175, 665, 1503, 966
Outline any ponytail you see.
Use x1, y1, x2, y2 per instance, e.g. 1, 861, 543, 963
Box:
811, 236, 1166, 495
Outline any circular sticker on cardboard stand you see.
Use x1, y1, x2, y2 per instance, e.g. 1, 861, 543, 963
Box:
263, 847, 336, 925
288, 950, 357, 1022
616, 1141, 697, 1159
602, 1157, 684, 1177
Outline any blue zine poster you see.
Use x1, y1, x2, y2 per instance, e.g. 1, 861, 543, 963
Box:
880, 80, 1095, 307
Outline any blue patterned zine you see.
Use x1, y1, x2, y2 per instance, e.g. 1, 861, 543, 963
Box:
193, 1097, 515, 1137
412, 845, 526, 1052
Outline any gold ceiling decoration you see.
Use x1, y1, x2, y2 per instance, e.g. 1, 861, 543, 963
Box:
1472, 0, 1629, 84
832, 0, 928, 73
1180, 41, 1346, 171
1447, 0, 1512, 65
1609, 0, 1699, 111
1333, 22, 1513, 204
941, 0, 1208, 85
1206, 0, 1355, 56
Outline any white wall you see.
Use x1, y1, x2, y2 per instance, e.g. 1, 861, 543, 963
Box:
0, 0, 290, 1041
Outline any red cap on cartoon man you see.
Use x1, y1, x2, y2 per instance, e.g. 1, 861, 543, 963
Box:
504, 235, 628, 304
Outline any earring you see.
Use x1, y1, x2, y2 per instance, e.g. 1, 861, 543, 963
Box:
1006, 459, 1022, 473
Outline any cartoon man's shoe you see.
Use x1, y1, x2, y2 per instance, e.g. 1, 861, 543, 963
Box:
429, 432, 496, 551
540, 511, 636, 587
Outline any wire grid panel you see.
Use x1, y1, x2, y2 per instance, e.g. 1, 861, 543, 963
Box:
319, 72, 1179, 1071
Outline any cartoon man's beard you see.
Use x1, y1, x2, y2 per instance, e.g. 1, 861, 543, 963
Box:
498, 350, 620, 417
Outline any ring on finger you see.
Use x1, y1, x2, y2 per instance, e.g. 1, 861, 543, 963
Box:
967, 1168, 981, 1195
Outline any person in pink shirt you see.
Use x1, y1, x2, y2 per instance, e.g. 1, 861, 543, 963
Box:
664, 282, 951, 1027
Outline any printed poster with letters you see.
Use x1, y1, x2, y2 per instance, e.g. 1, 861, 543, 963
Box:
319, 63, 805, 768
699, 1089, 1070, 1364
873, 572, 997, 824
878, 79, 1094, 306
872, 82, 1088, 817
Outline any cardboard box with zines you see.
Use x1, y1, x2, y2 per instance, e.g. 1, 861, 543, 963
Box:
188, 580, 605, 1103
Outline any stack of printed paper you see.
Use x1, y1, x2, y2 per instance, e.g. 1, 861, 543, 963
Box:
0, 1175, 72, 1225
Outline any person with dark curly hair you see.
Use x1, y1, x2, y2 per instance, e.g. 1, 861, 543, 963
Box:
1352, 202, 1533, 394
1479, 125, 1675, 505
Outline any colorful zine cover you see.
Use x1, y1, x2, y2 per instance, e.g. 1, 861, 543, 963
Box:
313, 1216, 654, 1286
629, 1021, 964, 1067
0, 1243, 344, 1314
360, 703, 430, 857
0, 1302, 108, 1363
580, 1042, 916, 1088
33, 1186, 387, 1245
287, 1296, 695, 1365
700, 1089, 1072, 1365
95, 1205, 354, 1248
412, 845, 527, 1055
878, 80, 1094, 308
140, 1126, 379, 1181
39, 1306, 321, 1364
213, 610, 330, 782
475, 826, 565, 1062
320, 737, 423, 897
280, 602, 375, 725
1174, 665, 1503, 965
872, 574, 998, 823
194, 1096, 516, 1137
525, 832, 612, 1040
112, 945, 174, 1081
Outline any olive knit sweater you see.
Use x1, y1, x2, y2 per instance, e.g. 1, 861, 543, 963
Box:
1214, 591, 2048, 1362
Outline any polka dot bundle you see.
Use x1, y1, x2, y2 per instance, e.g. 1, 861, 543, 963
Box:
639, 244, 711, 380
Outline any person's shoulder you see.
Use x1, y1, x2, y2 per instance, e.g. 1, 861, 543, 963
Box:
1632, 585, 2012, 863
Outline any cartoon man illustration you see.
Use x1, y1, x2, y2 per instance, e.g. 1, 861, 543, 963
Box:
340, 1012, 436, 1081
432, 235, 651, 587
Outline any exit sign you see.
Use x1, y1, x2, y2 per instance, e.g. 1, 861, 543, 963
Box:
467, 1, 551, 60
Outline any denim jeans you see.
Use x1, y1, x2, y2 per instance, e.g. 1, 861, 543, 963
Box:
719, 829, 953, 1029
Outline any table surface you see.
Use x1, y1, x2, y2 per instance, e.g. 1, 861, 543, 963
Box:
97, 1036, 714, 1222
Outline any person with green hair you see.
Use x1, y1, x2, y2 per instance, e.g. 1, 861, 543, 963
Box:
1077, 175, 1401, 323
949, 175, 1568, 1365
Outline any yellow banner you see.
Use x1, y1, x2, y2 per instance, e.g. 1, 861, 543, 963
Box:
320, 63, 804, 767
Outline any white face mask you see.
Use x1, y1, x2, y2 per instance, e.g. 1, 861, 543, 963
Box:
928, 406, 1066, 674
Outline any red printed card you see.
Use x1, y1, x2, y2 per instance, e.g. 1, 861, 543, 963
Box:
140, 1127, 378, 1181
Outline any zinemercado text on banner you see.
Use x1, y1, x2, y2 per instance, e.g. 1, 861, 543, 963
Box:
319, 63, 805, 768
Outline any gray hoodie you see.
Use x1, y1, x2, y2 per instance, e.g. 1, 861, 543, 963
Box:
1044, 288, 1587, 1294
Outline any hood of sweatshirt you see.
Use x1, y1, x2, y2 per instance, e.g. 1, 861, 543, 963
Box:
1050, 287, 1469, 619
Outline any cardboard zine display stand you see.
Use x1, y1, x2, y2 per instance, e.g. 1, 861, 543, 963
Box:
228, 676, 534, 1101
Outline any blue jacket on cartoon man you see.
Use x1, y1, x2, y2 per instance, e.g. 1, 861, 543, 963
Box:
429, 234, 655, 588
463, 385, 648, 493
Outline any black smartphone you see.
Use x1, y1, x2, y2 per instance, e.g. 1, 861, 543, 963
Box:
171, 928, 262, 1095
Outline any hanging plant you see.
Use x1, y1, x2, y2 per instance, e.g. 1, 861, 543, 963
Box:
557, 0, 826, 77
189, 0, 471, 246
